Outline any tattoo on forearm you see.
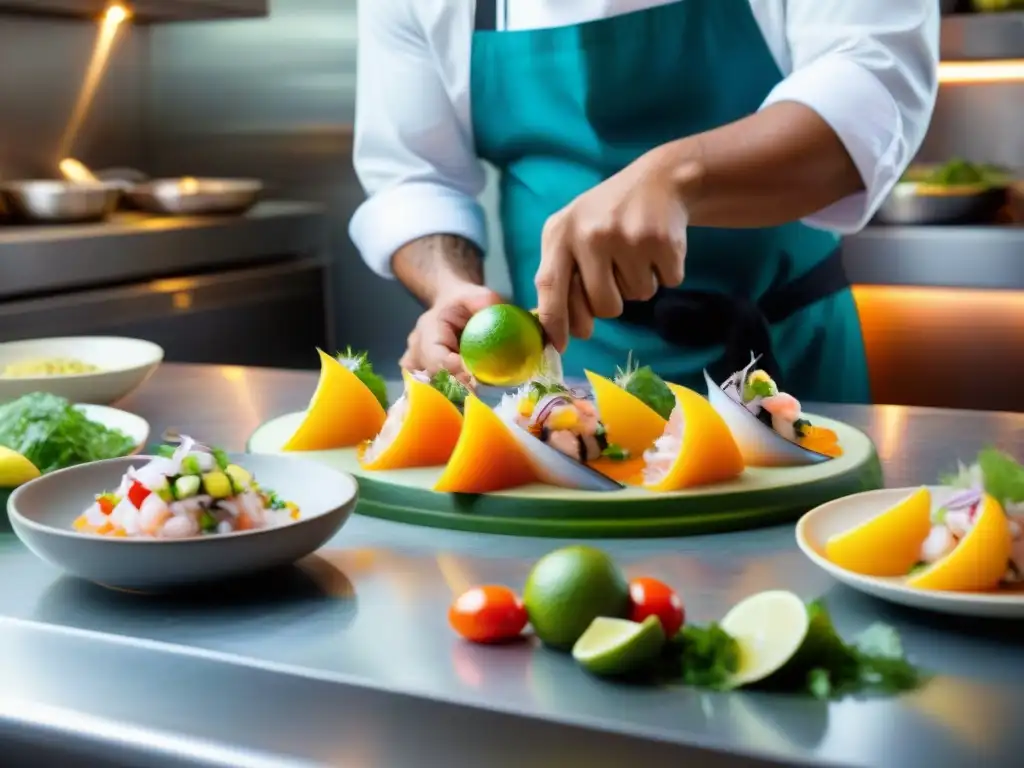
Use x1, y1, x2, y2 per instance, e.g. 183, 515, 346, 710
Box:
392, 234, 484, 305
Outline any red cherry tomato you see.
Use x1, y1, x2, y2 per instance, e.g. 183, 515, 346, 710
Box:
448, 585, 528, 643
629, 577, 685, 636
127, 481, 150, 509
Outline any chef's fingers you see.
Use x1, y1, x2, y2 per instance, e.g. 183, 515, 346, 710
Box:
568, 273, 595, 340
651, 230, 686, 288
612, 263, 659, 303
576, 239, 623, 320
536, 218, 574, 352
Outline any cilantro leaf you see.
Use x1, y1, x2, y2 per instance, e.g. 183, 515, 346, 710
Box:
614, 354, 675, 420
337, 348, 389, 410
976, 448, 1024, 504
673, 622, 740, 690
430, 369, 468, 408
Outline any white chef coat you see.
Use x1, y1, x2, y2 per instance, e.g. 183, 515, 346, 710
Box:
350, 0, 940, 279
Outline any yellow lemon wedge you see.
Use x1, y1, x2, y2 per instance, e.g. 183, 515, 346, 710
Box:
0, 446, 41, 488
359, 372, 463, 470
585, 370, 667, 457
824, 487, 933, 577
434, 395, 537, 494
906, 493, 1011, 592
643, 383, 745, 491
282, 349, 387, 451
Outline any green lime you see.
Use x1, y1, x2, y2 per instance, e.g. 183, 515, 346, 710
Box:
0, 446, 40, 489
523, 545, 630, 650
460, 304, 545, 387
719, 590, 811, 687
572, 615, 666, 677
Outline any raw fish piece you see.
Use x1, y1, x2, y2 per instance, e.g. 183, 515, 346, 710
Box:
283, 349, 387, 451
704, 370, 833, 467
498, 419, 623, 492
360, 371, 463, 470
434, 395, 538, 494
642, 383, 744, 491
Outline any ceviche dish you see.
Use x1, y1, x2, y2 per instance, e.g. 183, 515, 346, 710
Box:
73, 436, 300, 539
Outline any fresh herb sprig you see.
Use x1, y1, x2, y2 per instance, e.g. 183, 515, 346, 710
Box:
614, 353, 675, 420
337, 347, 389, 410
430, 369, 469, 408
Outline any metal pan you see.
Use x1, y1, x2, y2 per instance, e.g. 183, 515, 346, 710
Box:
0, 180, 123, 225
124, 177, 263, 216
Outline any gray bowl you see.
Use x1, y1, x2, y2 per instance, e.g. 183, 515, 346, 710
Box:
6, 453, 357, 591
0, 180, 123, 224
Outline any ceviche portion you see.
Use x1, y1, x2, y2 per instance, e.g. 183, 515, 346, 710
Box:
73, 436, 299, 539
720, 354, 841, 458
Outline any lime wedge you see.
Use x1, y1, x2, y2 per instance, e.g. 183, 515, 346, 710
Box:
0, 446, 40, 489
572, 615, 666, 677
719, 590, 809, 687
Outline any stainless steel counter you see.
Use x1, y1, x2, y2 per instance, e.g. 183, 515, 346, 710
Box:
3, 364, 1024, 768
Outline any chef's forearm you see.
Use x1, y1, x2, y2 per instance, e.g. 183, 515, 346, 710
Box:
392, 234, 485, 306
656, 101, 864, 228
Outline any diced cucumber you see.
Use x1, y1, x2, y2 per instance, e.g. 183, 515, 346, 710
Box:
225, 464, 252, 493
213, 449, 230, 471
201, 471, 232, 499
157, 486, 174, 503
173, 475, 201, 500
181, 455, 201, 475
156, 445, 176, 458
198, 511, 218, 533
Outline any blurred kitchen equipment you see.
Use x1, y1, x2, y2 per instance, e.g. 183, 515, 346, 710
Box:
971, 0, 1024, 12
874, 161, 1010, 225
124, 177, 263, 216
0, 180, 122, 224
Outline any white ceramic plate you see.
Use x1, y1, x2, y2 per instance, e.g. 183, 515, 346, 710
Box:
796, 486, 1024, 619
7, 453, 357, 591
75, 404, 149, 454
0, 337, 164, 405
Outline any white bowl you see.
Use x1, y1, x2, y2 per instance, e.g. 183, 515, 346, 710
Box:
796, 486, 1024, 619
7, 453, 357, 591
0, 337, 164, 405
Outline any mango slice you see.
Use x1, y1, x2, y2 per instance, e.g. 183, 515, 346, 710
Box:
585, 370, 668, 458
907, 494, 1012, 592
360, 373, 463, 470
434, 395, 537, 494
643, 383, 745, 491
825, 488, 932, 576
282, 349, 387, 451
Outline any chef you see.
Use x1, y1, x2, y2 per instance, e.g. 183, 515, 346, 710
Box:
349, 0, 939, 402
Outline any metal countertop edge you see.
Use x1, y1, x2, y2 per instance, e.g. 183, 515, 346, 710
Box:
0, 615, 824, 768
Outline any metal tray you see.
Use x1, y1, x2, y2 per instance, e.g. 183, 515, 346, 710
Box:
125, 177, 263, 216
0, 180, 122, 224
875, 181, 1008, 225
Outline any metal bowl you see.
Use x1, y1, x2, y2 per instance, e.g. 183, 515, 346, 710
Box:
124, 177, 263, 216
874, 181, 1008, 225
0, 180, 123, 224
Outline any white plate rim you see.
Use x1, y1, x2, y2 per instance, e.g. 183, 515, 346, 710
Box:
75, 403, 150, 454
796, 485, 1024, 608
0, 336, 164, 380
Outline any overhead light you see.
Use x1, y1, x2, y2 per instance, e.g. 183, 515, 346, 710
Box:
938, 60, 1024, 84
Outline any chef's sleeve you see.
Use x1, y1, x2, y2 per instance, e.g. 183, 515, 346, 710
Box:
763, 0, 940, 233
349, 1, 487, 278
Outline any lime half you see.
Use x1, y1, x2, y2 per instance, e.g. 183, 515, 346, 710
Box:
719, 590, 809, 687
572, 615, 666, 677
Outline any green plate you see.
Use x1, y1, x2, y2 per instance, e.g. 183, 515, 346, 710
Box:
247, 412, 883, 538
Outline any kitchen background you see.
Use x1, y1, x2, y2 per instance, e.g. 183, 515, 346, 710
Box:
0, 0, 1021, 411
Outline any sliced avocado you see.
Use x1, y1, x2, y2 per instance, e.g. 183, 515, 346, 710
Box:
225, 464, 252, 494
181, 455, 201, 476
201, 471, 232, 499
174, 475, 201, 500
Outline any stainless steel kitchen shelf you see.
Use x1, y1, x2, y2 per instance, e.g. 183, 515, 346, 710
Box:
842, 224, 1024, 290
0, 0, 268, 23
941, 12, 1024, 61
0, 201, 327, 301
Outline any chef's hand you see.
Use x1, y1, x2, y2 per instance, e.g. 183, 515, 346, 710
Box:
400, 282, 503, 384
535, 151, 688, 352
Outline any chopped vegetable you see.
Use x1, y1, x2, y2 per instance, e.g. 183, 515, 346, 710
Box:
601, 444, 629, 461
337, 347, 389, 410
614, 353, 675, 420
0, 392, 136, 474
672, 622, 740, 690
430, 369, 469, 408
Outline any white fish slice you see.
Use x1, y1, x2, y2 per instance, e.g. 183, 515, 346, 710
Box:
703, 369, 832, 467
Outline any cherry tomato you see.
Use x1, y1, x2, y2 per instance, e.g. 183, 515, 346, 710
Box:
448, 585, 528, 643
127, 481, 150, 509
629, 577, 685, 636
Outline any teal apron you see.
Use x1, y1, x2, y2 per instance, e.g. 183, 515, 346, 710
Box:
470, 0, 872, 404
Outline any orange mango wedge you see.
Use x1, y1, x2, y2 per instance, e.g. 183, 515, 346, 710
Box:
644, 383, 745, 491
282, 349, 387, 451
360, 373, 463, 470
434, 395, 537, 494
907, 493, 1012, 592
824, 488, 932, 576
585, 370, 667, 457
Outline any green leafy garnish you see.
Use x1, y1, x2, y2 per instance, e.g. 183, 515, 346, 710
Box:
430, 369, 468, 408
527, 379, 570, 400
614, 353, 675, 420
939, 447, 1024, 505
337, 347, 389, 410
0, 392, 136, 474
673, 623, 740, 690
742, 371, 778, 401
601, 444, 630, 461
